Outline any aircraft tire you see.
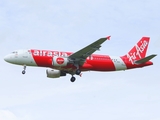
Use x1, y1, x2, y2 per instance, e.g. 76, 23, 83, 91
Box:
75, 69, 81, 75
22, 70, 26, 74
70, 76, 76, 82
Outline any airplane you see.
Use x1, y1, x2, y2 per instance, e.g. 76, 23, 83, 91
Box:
4, 36, 157, 82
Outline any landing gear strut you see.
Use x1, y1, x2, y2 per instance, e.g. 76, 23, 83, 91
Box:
74, 64, 81, 75
69, 64, 81, 82
22, 65, 26, 74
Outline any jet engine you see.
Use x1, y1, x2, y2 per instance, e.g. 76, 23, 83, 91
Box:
52, 57, 69, 67
46, 69, 66, 78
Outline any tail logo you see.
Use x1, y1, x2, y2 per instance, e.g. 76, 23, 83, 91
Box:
127, 40, 148, 64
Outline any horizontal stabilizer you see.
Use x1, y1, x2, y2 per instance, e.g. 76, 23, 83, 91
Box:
134, 54, 157, 64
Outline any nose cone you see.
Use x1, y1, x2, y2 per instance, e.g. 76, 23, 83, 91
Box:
4, 55, 12, 63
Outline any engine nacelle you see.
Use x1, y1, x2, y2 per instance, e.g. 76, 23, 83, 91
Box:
46, 69, 66, 78
52, 56, 69, 67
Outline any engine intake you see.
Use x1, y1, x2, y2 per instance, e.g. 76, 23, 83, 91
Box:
46, 69, 66, 78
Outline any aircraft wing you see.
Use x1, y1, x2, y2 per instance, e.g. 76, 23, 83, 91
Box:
68, 36, 111, 65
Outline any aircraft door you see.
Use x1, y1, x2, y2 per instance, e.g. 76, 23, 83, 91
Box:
22, 50, 29, 58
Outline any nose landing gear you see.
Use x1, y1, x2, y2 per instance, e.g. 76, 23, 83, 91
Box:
22, 65, 26, 74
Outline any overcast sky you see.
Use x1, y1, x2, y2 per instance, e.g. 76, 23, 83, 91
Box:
0, 0, 160, 120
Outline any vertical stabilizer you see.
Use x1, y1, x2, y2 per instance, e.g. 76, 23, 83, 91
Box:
126, 37, 150, 64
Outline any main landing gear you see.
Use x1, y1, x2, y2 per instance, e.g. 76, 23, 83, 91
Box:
70, 69, 81, 82
22, 65, 26, 74
70, 76, 76, 82
75, 69, 81, 75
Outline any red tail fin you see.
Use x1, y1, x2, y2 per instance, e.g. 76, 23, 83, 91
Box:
126, 37, 150, 64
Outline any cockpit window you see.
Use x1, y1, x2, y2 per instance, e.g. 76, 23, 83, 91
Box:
12, 51, 18, 54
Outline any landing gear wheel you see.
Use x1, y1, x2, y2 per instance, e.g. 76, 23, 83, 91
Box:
70, 76, 76, 82
22, 65, 26, 74
22, 70, 26, 74
75, 69, 81, 75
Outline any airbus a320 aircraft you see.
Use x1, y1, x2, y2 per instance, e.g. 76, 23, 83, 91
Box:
4, 36, 156, 82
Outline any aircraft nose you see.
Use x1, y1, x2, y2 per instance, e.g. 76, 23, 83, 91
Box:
4, 55, 12, 63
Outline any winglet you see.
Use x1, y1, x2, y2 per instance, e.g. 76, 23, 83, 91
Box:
106, 36, 111, 40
